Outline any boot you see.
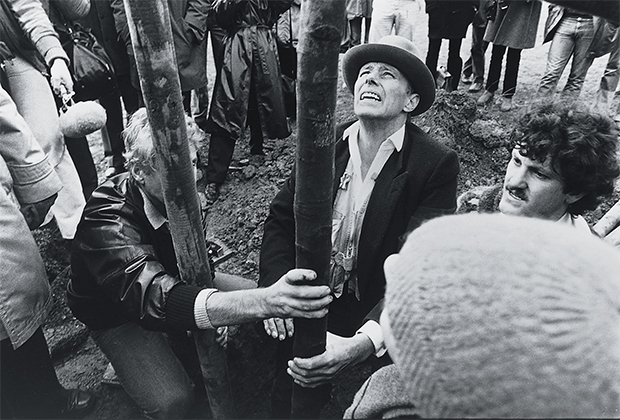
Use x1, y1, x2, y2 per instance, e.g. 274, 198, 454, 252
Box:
500, 96, 512, 112
477, 90, 494, 106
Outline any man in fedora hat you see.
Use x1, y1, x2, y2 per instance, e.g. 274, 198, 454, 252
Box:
259, 35, 460, 417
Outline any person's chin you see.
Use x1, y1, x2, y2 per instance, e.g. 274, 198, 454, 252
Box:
499, 196, 525, 216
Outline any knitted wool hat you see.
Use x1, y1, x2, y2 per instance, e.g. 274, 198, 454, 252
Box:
384, 213, 620, 418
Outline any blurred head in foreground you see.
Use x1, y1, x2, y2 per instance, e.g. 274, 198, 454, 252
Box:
382, 213, 620, 418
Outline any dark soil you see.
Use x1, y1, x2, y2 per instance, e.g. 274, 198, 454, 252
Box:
35, 9, 620, 418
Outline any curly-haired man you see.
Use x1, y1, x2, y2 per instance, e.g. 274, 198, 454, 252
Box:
458, 103, 620, 231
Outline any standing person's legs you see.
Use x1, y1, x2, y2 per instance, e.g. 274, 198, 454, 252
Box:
91, 323, 195, 419
502, 47, 522, 98
393, 0, 418, 41
350, 16, 363, 46
471, 25, 489, 84
363, 17, 372, 43
64, 136, 98, 200
1, 327, 93, 419
537, 18, 576, 99
561, 18, 595, 100
4, 57, 85, 239
426, 37, 442, 82
478, 43, 505, 105
368, 1, 395, 42
98, 90, 127, 178
447, 38, 463, 90
248, 89, 265, 156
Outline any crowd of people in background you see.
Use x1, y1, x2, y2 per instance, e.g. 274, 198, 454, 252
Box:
1, 0, 620, 418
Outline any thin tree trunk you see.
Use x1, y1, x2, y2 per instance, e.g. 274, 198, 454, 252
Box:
292, 0, 346, 418
122, 1, 235, 417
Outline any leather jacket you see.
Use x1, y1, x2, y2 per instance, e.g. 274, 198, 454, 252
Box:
68, 173, 202, 331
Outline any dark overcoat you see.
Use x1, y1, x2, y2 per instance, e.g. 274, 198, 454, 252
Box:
484, 0, 541, 49
207, 0, 291, 140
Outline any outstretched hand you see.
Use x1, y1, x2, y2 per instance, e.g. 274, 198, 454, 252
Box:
286, 332, 374, 388
263, 269, 332, 320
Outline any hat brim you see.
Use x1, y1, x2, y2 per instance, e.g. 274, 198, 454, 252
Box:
342, 43, 436, 116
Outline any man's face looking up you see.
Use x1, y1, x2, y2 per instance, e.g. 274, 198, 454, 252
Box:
499, 147, 583, 221
353, 62, 419, 120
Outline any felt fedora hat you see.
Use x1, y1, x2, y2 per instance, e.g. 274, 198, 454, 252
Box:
342, 35, 436, 116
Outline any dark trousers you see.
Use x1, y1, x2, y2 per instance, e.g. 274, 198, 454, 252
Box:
1, 327, 66, 419
195, 23, 226, 131
206, 88, 264, 184
426, 37, 463, 91
485, 44, 522, 98
349, 17, 371, 46
65, 136, 98, 200
99, 73, 141, 170
462, 24, 489, 83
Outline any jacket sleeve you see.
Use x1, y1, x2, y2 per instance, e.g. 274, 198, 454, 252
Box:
259, 173, 297, 288
71, 184, 202, 330
49, 0, 90, 22
0, 87, 61, 204
185, 0, 209, 42
403, 148, 459, 243
7, 0, 69, 67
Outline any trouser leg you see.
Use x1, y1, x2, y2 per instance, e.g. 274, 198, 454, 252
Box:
91, 323, 195, 420
64, 136, 98, 200
426, 37, 442, 81
485, 43, 506, 93
447, 38, 463, 90
1, 327, 66, 419
502, 47, 522, 98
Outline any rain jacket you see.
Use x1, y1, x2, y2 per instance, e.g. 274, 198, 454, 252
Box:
0, 87, 62, 349
207, 0, 292, 140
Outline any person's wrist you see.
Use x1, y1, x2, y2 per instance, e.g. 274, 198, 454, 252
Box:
49, 56, 69, 68
352, 333, 374, 362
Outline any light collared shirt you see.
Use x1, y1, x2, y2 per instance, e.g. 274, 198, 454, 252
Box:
332, 121, 405, 357
138, 187, 216, 329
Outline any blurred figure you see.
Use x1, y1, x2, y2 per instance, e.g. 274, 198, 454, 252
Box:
461, 0, 490, 92
425, 0, 477, 91
0, 86, 95, 419
368, 0, 420, 42
345, 213, 620, 418
204, 0, 292, 205
477, 0, 541, 112
536, 4, 595, 102
0, 0, 87, 239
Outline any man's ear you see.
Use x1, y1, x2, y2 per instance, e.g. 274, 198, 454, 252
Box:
566, 192, 586, 205
403, 93, 420, 114
131, 166, 145, 184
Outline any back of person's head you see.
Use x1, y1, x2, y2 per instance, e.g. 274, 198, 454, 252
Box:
123, 108, 203, 177
509, 102, 620, 214
383, 213, 620, 418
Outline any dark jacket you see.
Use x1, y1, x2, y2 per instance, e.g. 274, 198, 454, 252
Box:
67, 173, 203, 332
426, 0, 477, 39
79, 0, 131, 76
206, 0, 291, 140
259, 121, 460, 336
484, 0, 541, 50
